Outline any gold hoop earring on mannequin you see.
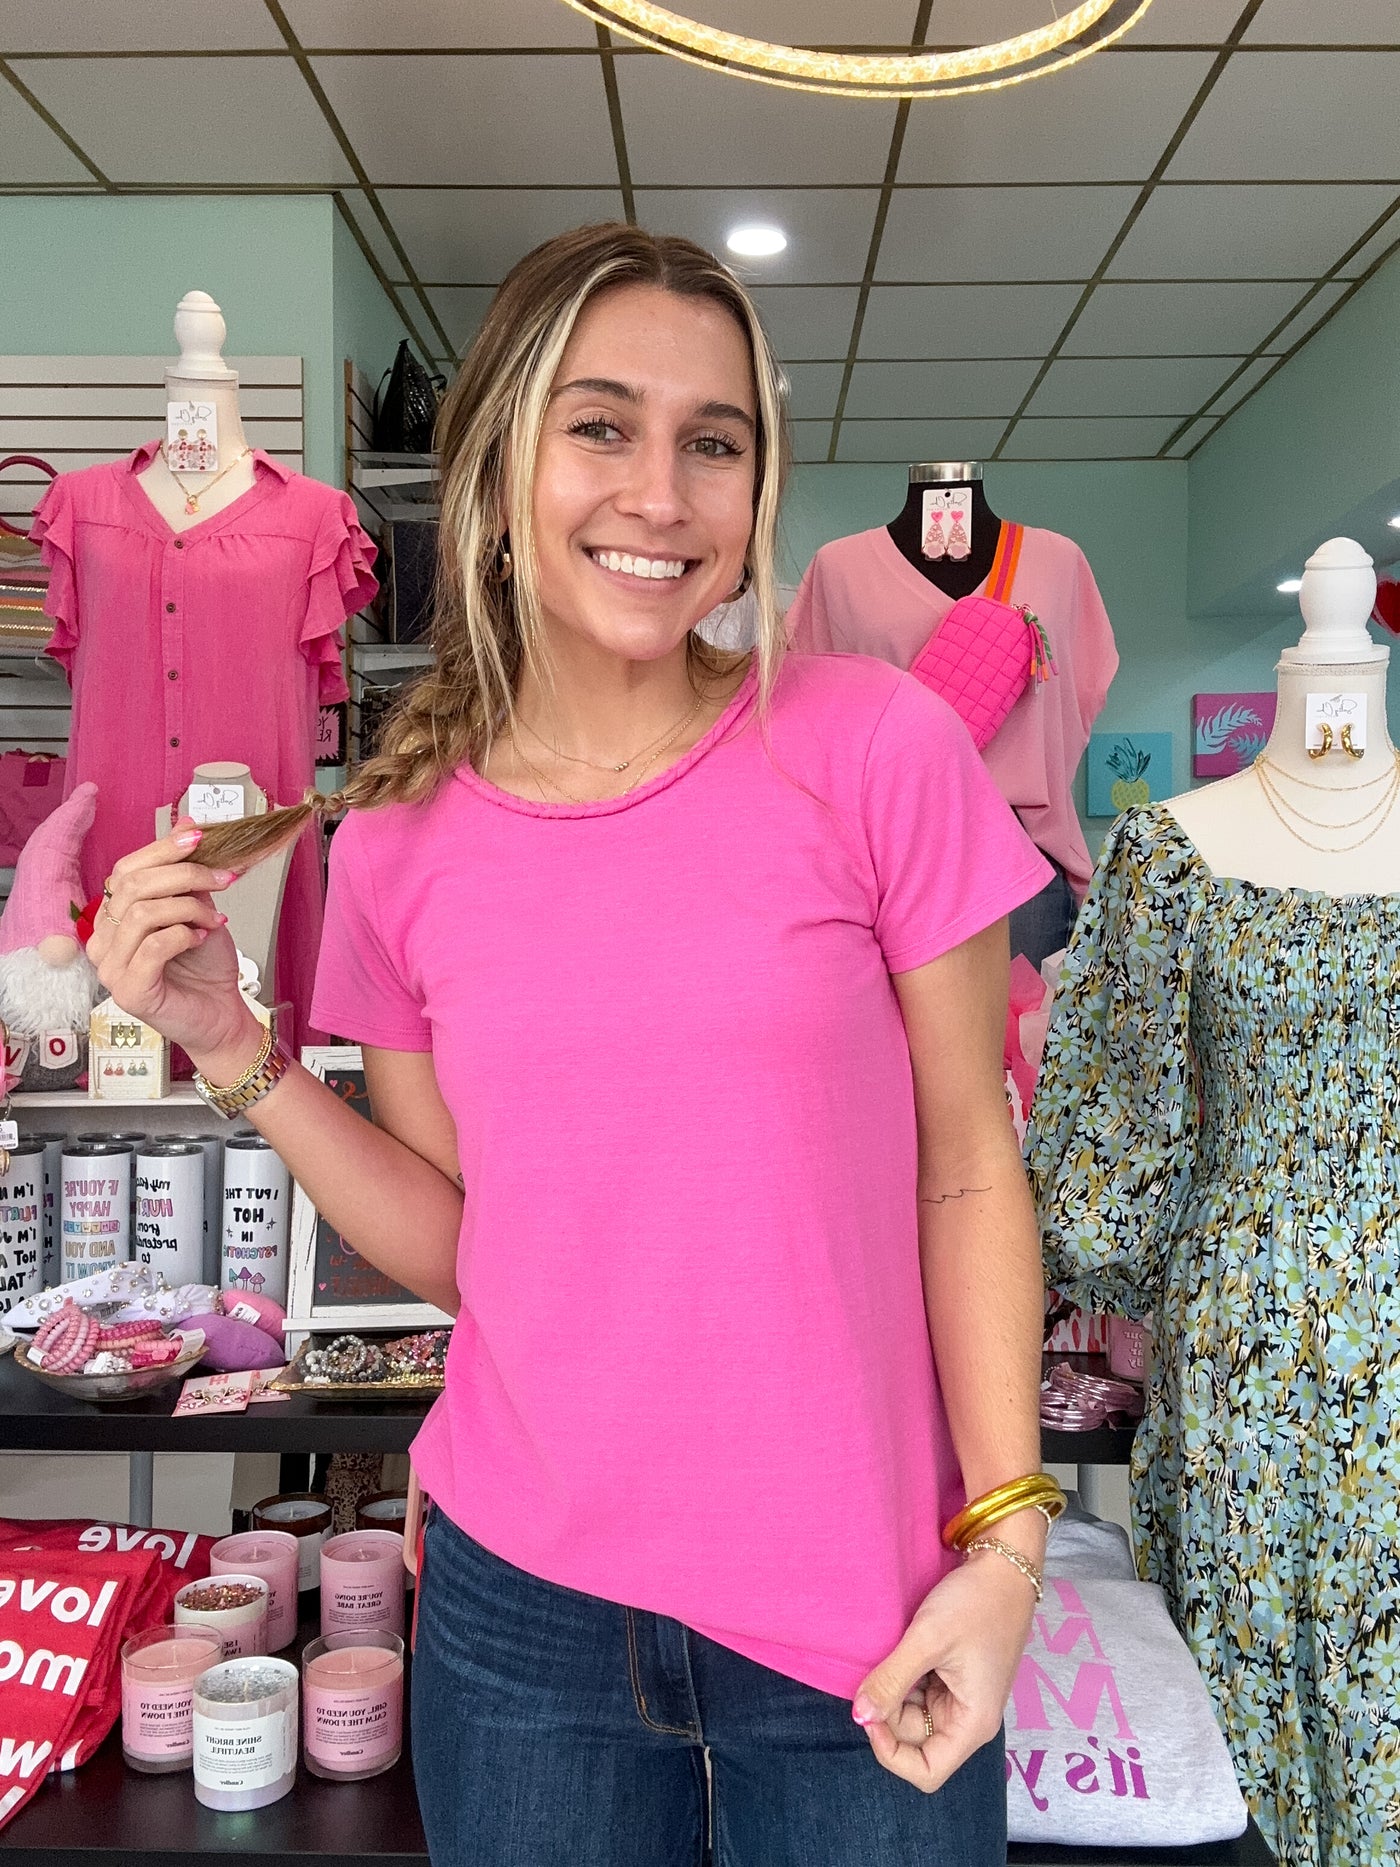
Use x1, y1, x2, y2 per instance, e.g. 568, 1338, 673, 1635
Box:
1341, 724, 1364, 760
1308, 724, 1332, 760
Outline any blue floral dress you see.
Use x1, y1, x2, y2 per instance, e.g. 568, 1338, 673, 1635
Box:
1027, 805, 1400, 1867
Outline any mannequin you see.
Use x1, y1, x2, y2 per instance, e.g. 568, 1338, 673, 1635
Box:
135, 291, 258, 533
1167, 537, 1400, 895
886, 461, 1002, 600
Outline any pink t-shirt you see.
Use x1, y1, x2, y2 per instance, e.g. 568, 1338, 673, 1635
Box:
786, 524, 1118, 895
312, 651, 1051, 1698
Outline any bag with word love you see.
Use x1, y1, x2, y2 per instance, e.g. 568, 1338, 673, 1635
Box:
0, 1519, 214, 1625
1004, 1575, 1249, 1845
0, 1546, 159, 1831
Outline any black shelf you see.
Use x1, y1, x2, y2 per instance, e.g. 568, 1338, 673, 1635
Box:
0, 1352, 431, 1453
1041, 1353, 1140, 1468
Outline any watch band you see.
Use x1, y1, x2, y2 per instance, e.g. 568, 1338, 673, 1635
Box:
192, 1025, 289, 1119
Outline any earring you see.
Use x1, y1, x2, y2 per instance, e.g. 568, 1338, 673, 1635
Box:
1307, 724, 1333, 760
1341, 724, 1364, 760
946, 512, 970, 562
922, 510, 946, 560
490, 536, 513, 583
730, 564, 752, 599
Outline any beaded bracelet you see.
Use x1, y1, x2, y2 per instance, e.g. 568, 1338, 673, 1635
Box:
963, 1536, 1045, 1602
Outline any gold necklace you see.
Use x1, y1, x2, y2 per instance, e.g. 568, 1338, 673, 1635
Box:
161, 443, 252, 517
1255, 752, 1398, 795
508, 694, 703, 804
516, 693, 701, 774
1254, 758, 1400, 852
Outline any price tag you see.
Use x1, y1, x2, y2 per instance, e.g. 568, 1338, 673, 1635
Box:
0, 1122, 19, 1151
1305, 692, 1365, 753
188, 781, 245, 823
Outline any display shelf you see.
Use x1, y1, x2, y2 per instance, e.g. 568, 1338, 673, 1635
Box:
1041, 1352, 1139, 1468
12, 1087, 203, 1109
352, 643, 432, 671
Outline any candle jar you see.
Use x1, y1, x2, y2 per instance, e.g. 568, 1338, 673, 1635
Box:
319, 1530, 406, 1638
193, 1656, 299, 1811
121, 1624, 223, 1774
252, 1492, 333, 1593
302, 1631, 404, 1782
174, 1573, 270, 1657
210, 1530, 300, 1654
355, 1491, 408, 1534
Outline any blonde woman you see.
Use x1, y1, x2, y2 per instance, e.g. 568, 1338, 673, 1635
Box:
89, 225, 1056, 1865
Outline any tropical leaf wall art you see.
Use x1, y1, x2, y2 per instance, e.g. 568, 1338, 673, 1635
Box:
1193, 691, 1277, 778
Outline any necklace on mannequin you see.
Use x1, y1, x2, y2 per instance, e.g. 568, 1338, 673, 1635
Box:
160, 442, 251, 517
1252, 752, 1400, 853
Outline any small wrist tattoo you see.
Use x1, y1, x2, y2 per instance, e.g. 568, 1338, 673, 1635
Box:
919, 1185, 991, 1207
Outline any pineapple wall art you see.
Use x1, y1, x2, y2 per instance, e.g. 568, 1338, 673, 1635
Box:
1192, 691, 1277, 779
1086, 732, 1174, 817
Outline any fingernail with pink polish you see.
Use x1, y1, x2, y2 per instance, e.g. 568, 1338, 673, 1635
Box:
175, 829, 202, 849
852, 1695, 881, 1726
211, 870, 235, 887
217, 913, 228, 925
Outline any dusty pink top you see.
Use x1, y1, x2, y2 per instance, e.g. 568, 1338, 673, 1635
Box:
313, 652, 1050, 1697
31, 443, 377, 1050
786, 524, 1118, 894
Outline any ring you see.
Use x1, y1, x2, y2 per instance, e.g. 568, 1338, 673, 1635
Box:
921, 1701, 935, 1742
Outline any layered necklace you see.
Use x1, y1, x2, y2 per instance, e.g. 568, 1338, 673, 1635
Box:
1253, 750, 1400, 853
161, 442, 251, 517
508, 691, 705, 805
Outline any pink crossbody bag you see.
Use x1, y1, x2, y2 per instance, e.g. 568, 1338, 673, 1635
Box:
908, 521, 1054, 750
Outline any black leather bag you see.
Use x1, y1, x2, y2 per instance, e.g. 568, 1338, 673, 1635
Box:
372, 341, 445, 454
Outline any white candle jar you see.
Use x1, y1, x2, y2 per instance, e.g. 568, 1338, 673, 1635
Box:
174, 1572, 270, 1657
193, 1655, 299, 1811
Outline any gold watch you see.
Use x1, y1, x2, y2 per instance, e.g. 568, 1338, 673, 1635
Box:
192, 1024, 289, 1119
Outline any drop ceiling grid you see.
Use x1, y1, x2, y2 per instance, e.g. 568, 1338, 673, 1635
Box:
0, 0, 1394, 457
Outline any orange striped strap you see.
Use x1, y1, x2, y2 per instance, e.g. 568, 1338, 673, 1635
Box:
986, 520, 1024, 603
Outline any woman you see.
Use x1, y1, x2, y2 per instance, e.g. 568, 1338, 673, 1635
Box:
89, 224, 1057, 1865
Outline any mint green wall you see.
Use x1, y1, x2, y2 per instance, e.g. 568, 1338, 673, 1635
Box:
0, 194, 343, 482
330, 209, 417, 480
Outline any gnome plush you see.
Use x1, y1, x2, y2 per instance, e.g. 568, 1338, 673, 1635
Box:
0, 780, 101, 1090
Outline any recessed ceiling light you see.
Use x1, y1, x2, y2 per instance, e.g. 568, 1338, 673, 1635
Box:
726, 224, 787, 259
1277, 578, 1303, 594
1388, 514, 1400, 530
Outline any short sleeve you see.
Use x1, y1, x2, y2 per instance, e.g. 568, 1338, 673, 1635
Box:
310, 815, 432, 1052
1025, 809, 1203, 1320
28, 477, 79, 680
863, 672, 1053, 972
1070, 547, 1118, 738
302, 493, 379, 706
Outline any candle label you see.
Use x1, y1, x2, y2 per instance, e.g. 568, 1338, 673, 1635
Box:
305, 1677, 402, 1769
123, 1678, 196, 1758
193, 1704, 296, 1792
325, 1580, 396, 1634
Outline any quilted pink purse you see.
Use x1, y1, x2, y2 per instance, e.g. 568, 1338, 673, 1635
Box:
907, 521, 1054, 749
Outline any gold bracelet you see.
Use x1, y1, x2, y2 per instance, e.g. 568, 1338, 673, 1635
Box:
963, 1537, 1044, 1602
943, 1473, 1066, 1551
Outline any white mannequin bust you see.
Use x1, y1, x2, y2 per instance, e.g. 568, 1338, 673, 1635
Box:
136, 290, 257, 533
1168, 538, 1400, 896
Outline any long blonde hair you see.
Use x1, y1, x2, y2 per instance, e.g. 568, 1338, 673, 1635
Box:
191, 222, 791, 874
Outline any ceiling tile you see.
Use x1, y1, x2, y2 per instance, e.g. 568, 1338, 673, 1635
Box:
424, 287, 497, 356
312, 54, 617, 185
0, 72, 94, 182
1259, 280, 1352, 352
1110, 182, 1398, 279
1027, 355, 1240, 416
617, 55, 897, 186
1336, 209, 1400, 278
835, 418, 1006, 463
1063, 280, 1305, 354
999, 416, 1179, 458
1167, 52, 1400, 181
382, 188, 625, 281
0, 0, 282, 50
10, 55, 353, 184
898, 51, 1214, 184
747, 286, 859, 360
860, 284, 1083, 359
282, 0, 598, 47
877, 185, 1137, 283
1119, 1, 1243, 43
1244, 0, 1400, 41
790, 419, 835, 463
658, 1, 922, 39
781, 363, 845, 420
1196, 353, 1284, 417
338, 188, 404, 281
843, 358, 1040, 419
1167, 416, 1221, 455
635, 189, 877, 285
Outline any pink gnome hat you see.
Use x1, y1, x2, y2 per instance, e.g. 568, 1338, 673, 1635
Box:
0, 781, 98, 954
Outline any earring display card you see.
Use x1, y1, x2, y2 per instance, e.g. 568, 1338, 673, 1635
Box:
1192, 692, 1276, 778
921, 487, 971, 561
167, 400, 218, 473
1304, 692, 1366, 753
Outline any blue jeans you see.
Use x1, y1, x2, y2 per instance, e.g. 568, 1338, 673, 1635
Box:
412, 1508, 1007, 1866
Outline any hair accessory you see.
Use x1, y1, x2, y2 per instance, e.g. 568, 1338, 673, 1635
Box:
1342, 723, 1364, 760
942, 1472, 1067, 1551
1308, 723, 1333, 760
962, 1537, 1045, 1602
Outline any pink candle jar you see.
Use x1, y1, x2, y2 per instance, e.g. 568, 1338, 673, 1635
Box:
319, 1530, 405, 1638
193, 1656, 299, 1811
121, 1625, 223, 1773
302, 1631, 404, 1781
1107, 1314, 1150, 1383
210, 1530, 300, 1654
174, 1573, 270, 1657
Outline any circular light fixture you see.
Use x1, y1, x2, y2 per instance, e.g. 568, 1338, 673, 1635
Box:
726, 223, 787, 258
1388, 514, 1400, 530
1277, 578, 1303, 595
562, 0, 1155, 99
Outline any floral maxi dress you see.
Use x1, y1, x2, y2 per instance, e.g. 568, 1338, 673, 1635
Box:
1026, 805, 1400, 1867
